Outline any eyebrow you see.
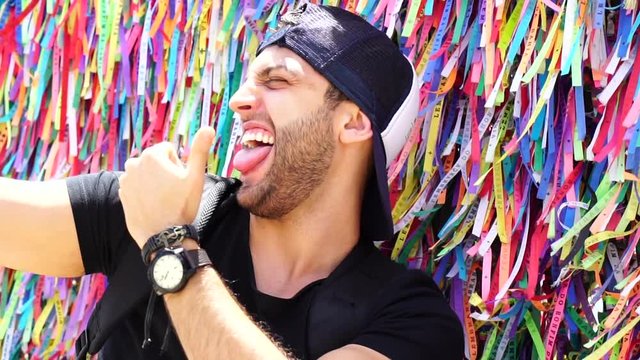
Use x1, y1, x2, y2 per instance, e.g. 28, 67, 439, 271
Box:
255, 64, 303, 79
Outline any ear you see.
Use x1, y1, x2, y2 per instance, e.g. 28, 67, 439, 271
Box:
337, 109, 373, 145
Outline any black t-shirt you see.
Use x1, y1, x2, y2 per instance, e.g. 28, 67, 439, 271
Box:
67, 171, 464, 359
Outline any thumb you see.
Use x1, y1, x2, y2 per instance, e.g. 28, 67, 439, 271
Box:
186, 127, 216, 181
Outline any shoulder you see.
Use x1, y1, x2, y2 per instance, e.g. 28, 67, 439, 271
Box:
370, 266, 459, 324
362, 251, 456, 320
354, 252, 465, 360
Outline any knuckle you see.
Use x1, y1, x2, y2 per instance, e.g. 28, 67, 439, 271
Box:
124, 158, 138, 171
140, 148, 154, 160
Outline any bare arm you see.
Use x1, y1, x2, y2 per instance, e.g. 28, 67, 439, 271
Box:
0, 177, 83, 277
164, 242, 291, 360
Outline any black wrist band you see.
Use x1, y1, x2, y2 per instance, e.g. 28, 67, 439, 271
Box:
141, 224, 199, 266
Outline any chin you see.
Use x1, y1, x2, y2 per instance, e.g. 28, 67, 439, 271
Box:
236, 183, 296, 219
237, 183, 270, 214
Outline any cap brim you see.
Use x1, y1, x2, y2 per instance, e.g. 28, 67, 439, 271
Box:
360, 59, 419, 241
360, 131, 394, 241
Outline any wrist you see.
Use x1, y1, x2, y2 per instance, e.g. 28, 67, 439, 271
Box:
141, 224, 199, 265
181, 238, 200, 250
148, 238, 200, 262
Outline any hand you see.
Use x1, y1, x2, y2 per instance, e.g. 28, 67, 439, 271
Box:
118, 127, 216, 248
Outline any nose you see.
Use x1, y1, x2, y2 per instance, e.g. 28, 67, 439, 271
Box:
229, 81, 259, 119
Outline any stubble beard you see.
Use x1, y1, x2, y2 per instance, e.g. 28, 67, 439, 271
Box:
236, 106, 336, 219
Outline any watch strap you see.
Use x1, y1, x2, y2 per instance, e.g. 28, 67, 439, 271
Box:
141, 224, 199, 265
183, 248, 212, 270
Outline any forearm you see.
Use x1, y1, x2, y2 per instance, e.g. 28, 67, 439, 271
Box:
164, 265, 291, 360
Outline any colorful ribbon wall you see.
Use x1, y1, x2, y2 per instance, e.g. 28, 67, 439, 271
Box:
1, 0, 639, 358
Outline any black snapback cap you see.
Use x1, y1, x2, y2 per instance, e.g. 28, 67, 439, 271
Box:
257, 3, 420, 241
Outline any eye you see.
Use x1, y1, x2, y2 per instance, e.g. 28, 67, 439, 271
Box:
264, 78, 289, 89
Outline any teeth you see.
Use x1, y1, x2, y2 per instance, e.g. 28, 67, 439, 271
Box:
241, 133, 255, 145
241, 130, 275, 148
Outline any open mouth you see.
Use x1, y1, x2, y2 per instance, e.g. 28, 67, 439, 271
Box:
241, 130, 275, 149
233, 127, 275, 176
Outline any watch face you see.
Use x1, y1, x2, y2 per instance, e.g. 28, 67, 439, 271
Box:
152, 254, 185, 291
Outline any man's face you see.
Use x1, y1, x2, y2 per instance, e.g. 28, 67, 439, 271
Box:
229, 46, 338, 218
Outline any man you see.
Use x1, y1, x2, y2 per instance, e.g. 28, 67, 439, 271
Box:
0, 3, 463, 359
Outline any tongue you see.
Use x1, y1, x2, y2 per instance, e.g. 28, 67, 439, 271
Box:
233, 146, 273, 174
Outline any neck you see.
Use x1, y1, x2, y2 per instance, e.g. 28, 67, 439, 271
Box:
249, 174, 364, 298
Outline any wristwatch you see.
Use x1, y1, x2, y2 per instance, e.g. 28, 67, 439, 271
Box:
147, 247, 212, 295
141, 224, 198, 265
